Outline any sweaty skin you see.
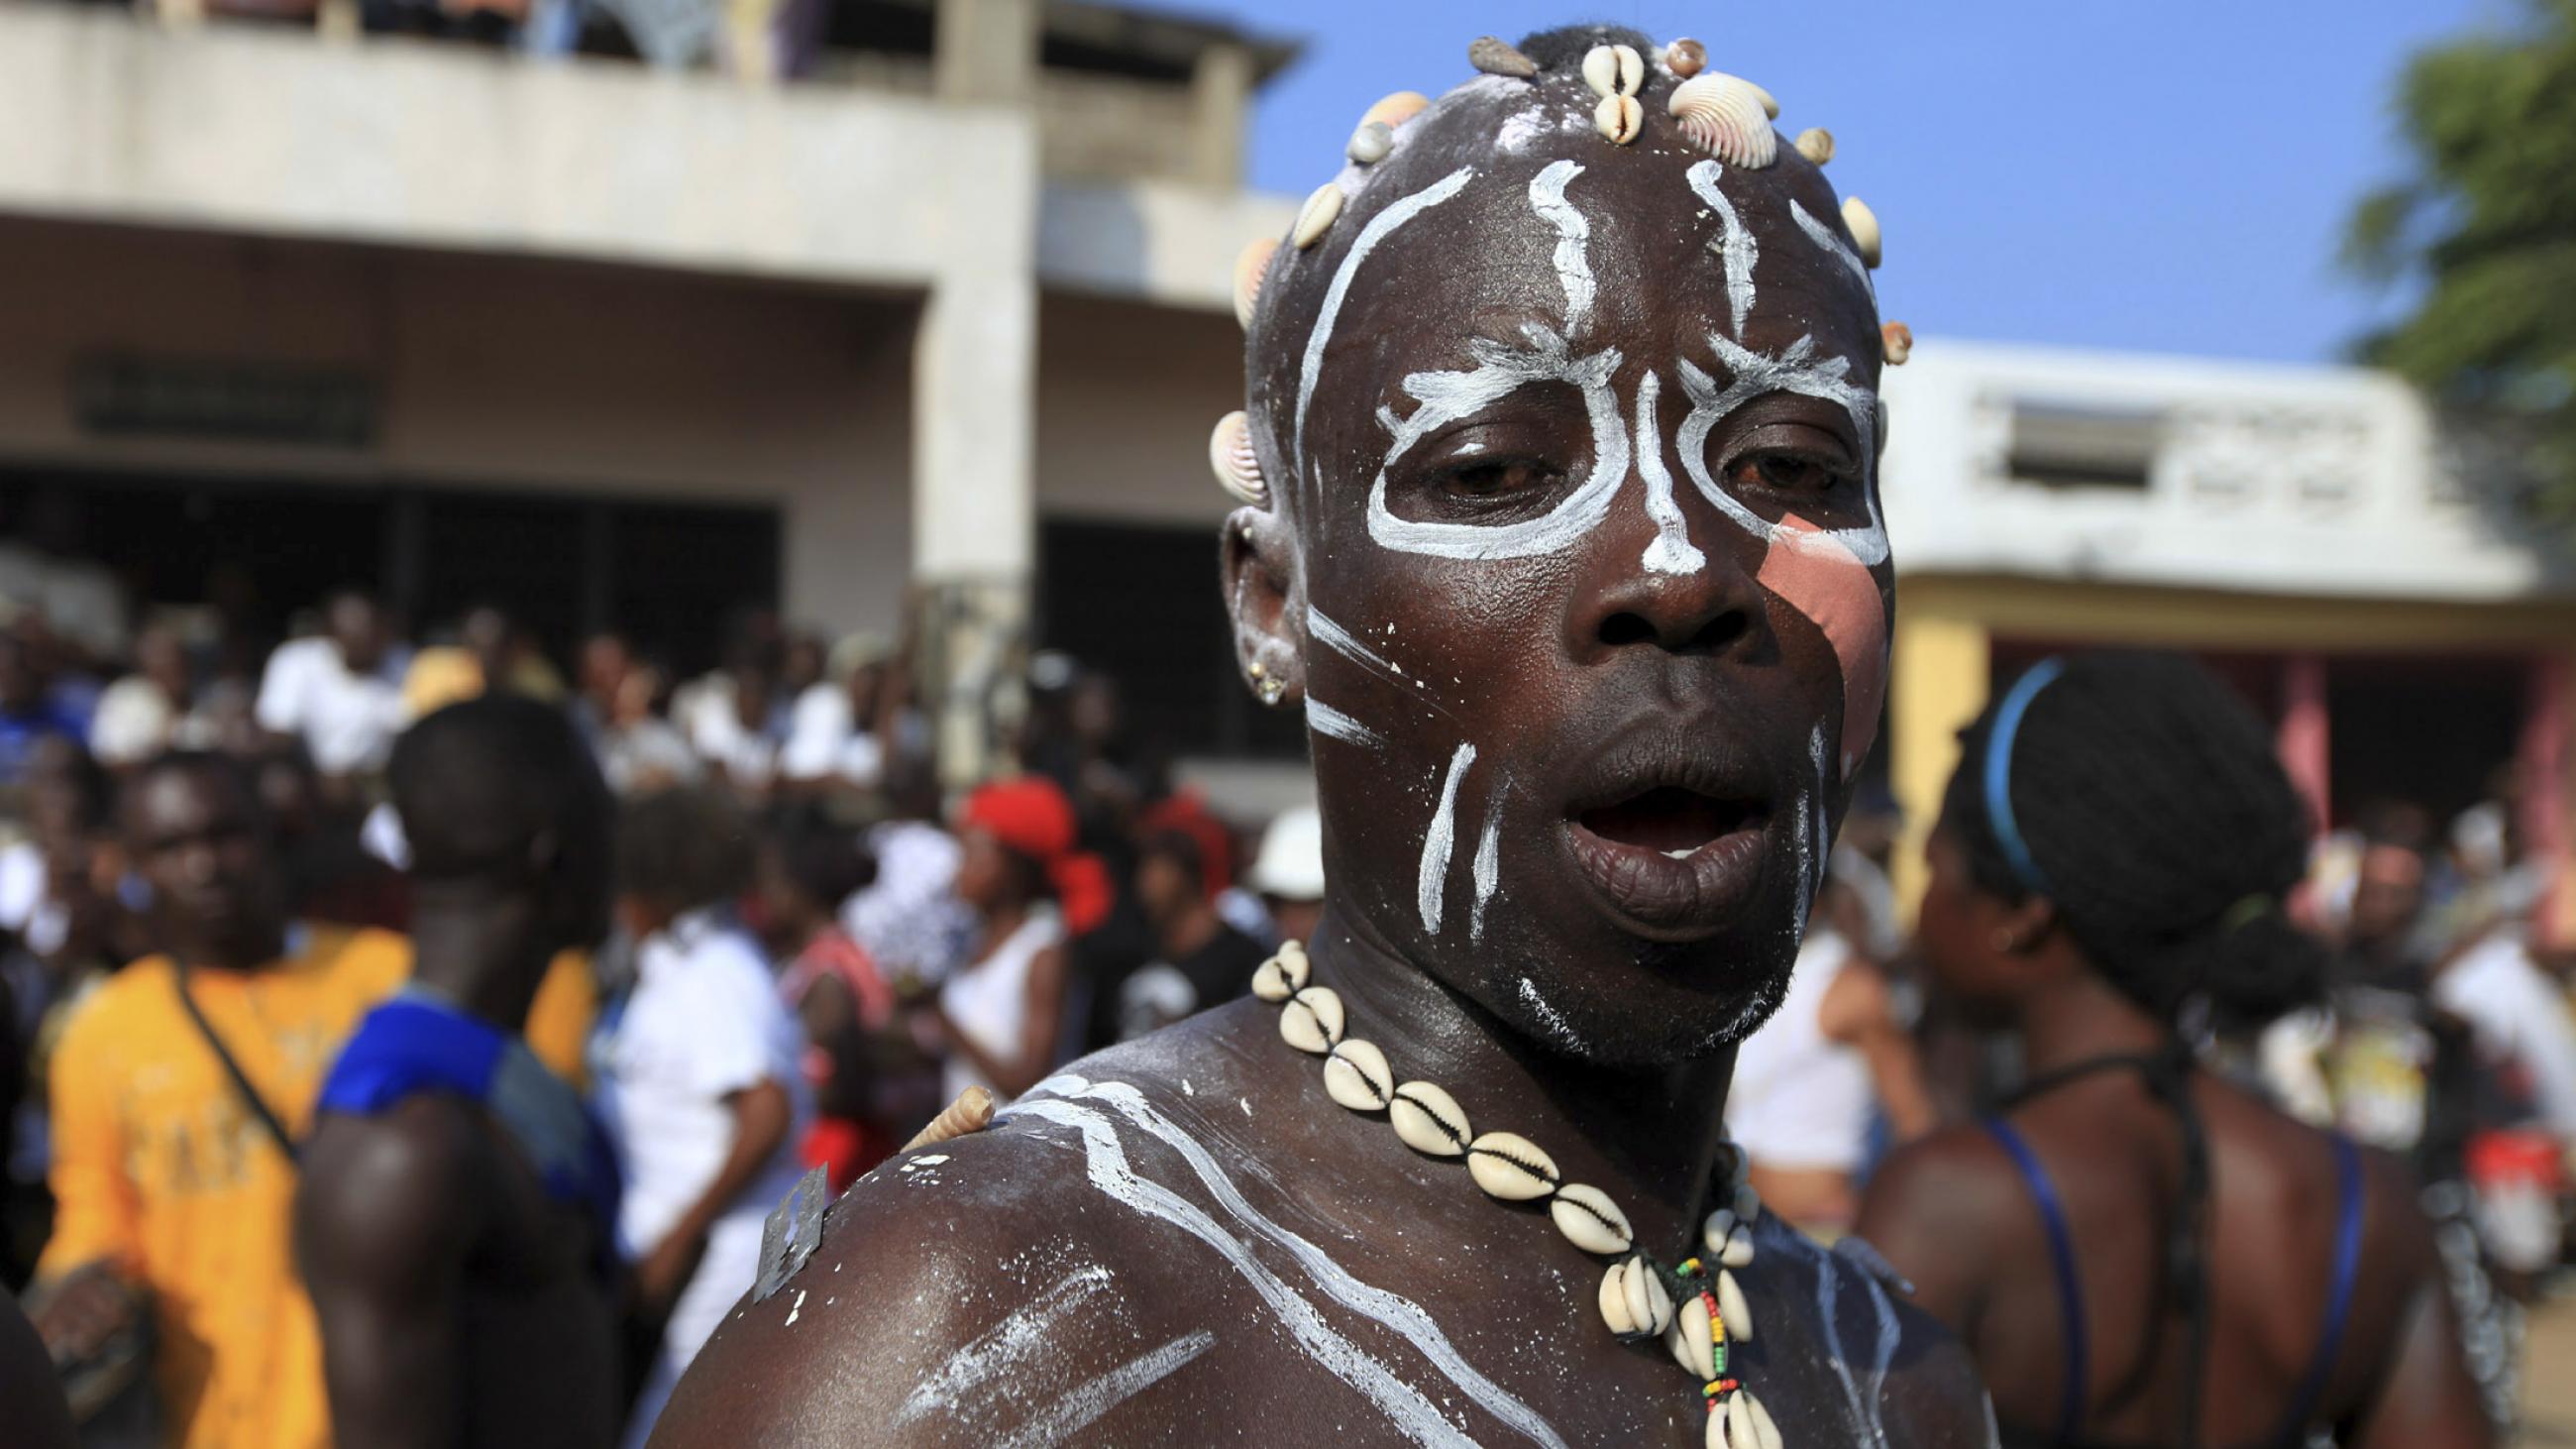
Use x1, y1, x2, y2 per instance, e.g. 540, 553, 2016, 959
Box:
652, 27, 1980, 1448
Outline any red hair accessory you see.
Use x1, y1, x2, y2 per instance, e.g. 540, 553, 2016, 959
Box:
959, 776, 1113, 935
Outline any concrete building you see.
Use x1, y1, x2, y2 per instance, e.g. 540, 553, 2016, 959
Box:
0, 0, 1298, 776
1878, 339, 2576, 937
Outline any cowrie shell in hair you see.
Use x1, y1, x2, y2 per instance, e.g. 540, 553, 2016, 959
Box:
1249, 947, 1308, 1002
1279, 985, 1344, 1053
1581, 43, 1643, 99
1359, 90, 1429, 132
1467, 35, 1537, 79
1465, 1131, 1559, 1200
1793, 127, 1835, 166
1208, 411, 1265, 505
1842, 195, 1882, 268
1550, 1182, 1634, 1255
1594, 93, 1644, 146
1346, 119, 1393, 165
1292, 183, 1344, 251
1232, 238, 1276, 330
1322, 1039, 1394, 1112
1667, 72, 1776, 167
1664, 38, 1705, 79
1388, 1081, 1471, 1157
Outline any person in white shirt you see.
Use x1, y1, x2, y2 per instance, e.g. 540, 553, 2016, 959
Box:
87, 626, 215, 769
592, 786, 807, 1449
2434, 924, 2576, 1141
253, 593, 409, 786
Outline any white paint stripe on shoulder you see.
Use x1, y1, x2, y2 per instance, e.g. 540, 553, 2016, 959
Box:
992, 1329, 1216, 1449
896, 1265, 1117, 1425
1027, 1077, 1568, 1449
1296, 167, 1477, 482
1307, 698, 1386, 750
1418, 742, 1476, 936
1685, 161, 1760, 338
1003, 1091, 1488, 1448
1528, 160, 1594, 336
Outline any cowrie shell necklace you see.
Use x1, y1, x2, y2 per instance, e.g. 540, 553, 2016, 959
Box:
1252, 940, 1785, 1448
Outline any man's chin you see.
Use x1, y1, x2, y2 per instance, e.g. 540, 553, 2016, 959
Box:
1479, 943, 1796, 1068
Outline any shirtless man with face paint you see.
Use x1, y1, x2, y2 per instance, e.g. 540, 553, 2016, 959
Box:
651, 26, 1987, 1447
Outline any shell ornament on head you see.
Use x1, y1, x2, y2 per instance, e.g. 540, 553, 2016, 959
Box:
1209, 410, 1266, 505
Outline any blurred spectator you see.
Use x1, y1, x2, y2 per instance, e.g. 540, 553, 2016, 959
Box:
1725, 917, 1936, 1232
592, 663, 700, 797
1109, 827, 1261, 1043
31, 753, 412, 1448
780, 634, 909, 795
574, 632, 635, 737
592, 786, 805, 1449
676, 640, 785, 801
841, 759, 973, 987
254, 592, 409, 790
298, 696, 622, 1449
87, 625, 218, 769
0, 628, 90, 787
921, 777, 1101, 1104
0, 488, 129, 670
1243, 804, 1324, 949
754, 814, 902, 1190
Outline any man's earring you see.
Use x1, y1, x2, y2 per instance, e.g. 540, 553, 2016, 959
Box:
1247, 659, 1285, 706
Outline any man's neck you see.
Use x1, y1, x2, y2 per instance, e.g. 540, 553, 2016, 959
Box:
1306, 903, 1738, 1264
408, 884, 552, 1034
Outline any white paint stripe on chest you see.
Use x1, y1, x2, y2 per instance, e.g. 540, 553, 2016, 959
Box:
1685, 161, 1760, 338
1632, 370, 1705, 575
1306, 697, 1386, 751
896, 1265, 1117, 1425
1021, 1076, 1568, 1449
1003, 1092, 1493, 1449
1296, 167, 1477, 485
1527, 160, 1595, 337
1418, 742, 1476, 935
991, 1329, 1217, 1449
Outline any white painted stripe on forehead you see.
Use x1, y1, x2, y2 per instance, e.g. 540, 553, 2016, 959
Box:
1295, 167, 1478, 483
1791, 198, 1877, 305
1417, 742, 1475, 936
1527, 160, 1595, 337
1632, 370, 1705, 575
1685, 161, 1759, 338
1306, 698, 1385, 751
1674, 332, 1888, 567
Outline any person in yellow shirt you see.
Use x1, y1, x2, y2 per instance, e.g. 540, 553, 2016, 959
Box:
30, 752, 407, 1449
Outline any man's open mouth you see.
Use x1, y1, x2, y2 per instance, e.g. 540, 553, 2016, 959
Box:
1573, 786, 1762, 860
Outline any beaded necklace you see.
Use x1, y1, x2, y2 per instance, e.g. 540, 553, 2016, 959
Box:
1251, 940, 1785, 1449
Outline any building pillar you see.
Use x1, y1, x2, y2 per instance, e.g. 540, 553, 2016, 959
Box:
1888, 607, 1991, 917
1187, 42, 1252, 189
2278, 653, 2331, 837
2523, 650, 2575, 951
933, 0, 1038, 104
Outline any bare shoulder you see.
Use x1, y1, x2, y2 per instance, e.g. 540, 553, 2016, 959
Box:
1755, 1219, 1995, 1449
298, 1097, 484, 1282
648, 1011, 1272, 1448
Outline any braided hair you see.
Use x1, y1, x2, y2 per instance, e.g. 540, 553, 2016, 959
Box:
1944, 651, 2327, 1032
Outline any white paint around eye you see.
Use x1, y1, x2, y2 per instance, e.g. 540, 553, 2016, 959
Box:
1418, 742, 1476, 936
1306, 697, 1386, 751
1790, 198, 1876, 305
1684, 161, 1760, 339
1469, 782, 1505, 943
1527, 159, 1595, 337
1296, 167, 1477, 485
1631, 370, 1705, 575
1364, 325, 1632, 561
1673, 332, 1888, 566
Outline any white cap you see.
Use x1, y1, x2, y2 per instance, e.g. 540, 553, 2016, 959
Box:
1245, 805, 1325, 901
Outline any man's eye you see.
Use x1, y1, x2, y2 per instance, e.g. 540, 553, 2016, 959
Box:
1442, 459, 1554, 498
1727, 452, 1842, 494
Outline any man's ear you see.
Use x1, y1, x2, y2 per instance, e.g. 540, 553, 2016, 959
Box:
1220, 503, 1303, 710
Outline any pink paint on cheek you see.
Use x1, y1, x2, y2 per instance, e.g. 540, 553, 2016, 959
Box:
1758, 516, 1890, 780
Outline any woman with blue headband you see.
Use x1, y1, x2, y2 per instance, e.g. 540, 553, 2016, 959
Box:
1857, 652, 2492, 1449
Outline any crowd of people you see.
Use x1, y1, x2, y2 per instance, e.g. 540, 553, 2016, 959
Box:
0, 564, 1329, 1447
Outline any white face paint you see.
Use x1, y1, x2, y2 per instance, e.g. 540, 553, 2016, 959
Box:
1469, 783, 1505, 943
1296, 168, 1478, 485
1416, 743, 1477, 935
1790, 198, 1876, 305
1306, 698, 1386, 751
1684, 161, 1760, 338
1674, 332, 1887, 567
1631, 371, 1705, 575
1364, 324, 1631, 561
1527, 160, 1595, 337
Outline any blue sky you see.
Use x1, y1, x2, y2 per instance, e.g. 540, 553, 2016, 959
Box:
1188, 1, 2508, 364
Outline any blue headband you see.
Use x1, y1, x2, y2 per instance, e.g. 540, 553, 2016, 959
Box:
1984, 658, 2065, 896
